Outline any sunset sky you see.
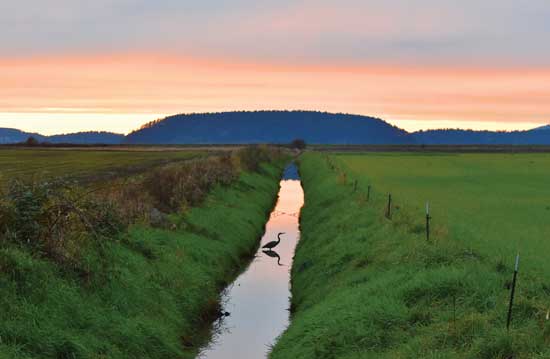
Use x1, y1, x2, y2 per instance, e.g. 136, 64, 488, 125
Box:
1, 0, 550, 135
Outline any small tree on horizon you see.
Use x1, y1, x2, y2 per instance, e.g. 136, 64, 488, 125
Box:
290, 139, 306, 150
24, 136, 39, 146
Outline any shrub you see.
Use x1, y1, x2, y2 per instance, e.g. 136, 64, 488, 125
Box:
0, 188, 14, 240
95, 177, 154, 225
1, 179, 125, 264
144, 155, 239, 212
24, 136, 40, 146
143, 147, 282, 212
290, 138, 306, 150
4, 180, 51, 246
236, 145, 275, 172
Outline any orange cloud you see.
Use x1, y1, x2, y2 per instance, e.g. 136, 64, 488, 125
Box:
1, 54, 549, 134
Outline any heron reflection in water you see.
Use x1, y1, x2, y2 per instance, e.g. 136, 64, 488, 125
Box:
262, 249, 283, 266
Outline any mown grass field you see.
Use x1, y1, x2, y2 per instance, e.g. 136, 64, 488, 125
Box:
0, 148, 205, 184
271, 153, 550, 359
336, 152, 550, 275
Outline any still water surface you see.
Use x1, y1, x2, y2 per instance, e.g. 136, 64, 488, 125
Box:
199, 165, 303, 358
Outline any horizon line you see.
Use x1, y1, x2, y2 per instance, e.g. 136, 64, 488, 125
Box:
1, 109, 546, 137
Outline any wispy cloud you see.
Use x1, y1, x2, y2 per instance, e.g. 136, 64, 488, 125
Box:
1, 0, 549, 66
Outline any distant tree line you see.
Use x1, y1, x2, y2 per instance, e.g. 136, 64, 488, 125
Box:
14, 136, 111, 148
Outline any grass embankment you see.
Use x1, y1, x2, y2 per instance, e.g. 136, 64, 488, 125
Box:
271, 153, 549, 359
0, 157, 285, 358
0, 148, 204, 185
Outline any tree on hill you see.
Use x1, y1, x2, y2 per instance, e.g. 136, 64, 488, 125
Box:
290, 139, 306, 149
24, 136, 39, 146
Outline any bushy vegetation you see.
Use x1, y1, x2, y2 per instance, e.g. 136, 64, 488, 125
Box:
290, 139, 306, 150
270, 153, 549, 359
110, 146, 281, 215
0, 146, 287, 358
143, 155, 237, 212
0, 179, 124, 267
0, 147, 283, 266
235, 144, 278, 172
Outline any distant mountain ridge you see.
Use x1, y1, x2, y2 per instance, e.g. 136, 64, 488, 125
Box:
126, 111, 550, 145
0, 128, 46, 144
2, 111, 550, 145
411, 128, 550, 145
46, 131, 125, 144
0, 128, 124, 145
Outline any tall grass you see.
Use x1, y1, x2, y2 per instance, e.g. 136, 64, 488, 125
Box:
0, 147, 287, 358
0, 147, 283, 264
143, 154, 238, 212
270, 153, 549, 359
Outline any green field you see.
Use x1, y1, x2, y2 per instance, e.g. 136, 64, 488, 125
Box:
336, 152, 550, 275
0, 148, 205, 184
271, 153, 550, 359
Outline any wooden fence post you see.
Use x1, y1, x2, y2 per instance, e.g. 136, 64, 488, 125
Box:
506, 254, 520, 331
386, 193, 392, 219
426, 201, 431, 241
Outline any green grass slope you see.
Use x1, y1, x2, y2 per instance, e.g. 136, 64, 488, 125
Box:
270, 153, 549, 359
0, 162, 284, 358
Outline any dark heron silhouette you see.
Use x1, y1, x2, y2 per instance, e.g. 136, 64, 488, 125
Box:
262, 232, 284, 250
263, 249, 283, 266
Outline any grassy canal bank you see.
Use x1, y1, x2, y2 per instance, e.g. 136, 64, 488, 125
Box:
0, 150, 286, 358
270, 153, 549, 359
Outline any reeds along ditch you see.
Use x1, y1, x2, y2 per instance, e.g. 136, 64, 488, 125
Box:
0, 145, 283, 269
270, 152, 550, 359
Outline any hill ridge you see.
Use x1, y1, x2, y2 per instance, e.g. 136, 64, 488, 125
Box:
125, 110, 410, 145
3, 110, 550, 145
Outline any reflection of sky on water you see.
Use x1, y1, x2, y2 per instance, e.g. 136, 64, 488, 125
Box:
200, 171, 303, 359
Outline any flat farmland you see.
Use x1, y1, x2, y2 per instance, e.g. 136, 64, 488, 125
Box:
335, 152, 550, 274
0, 148, 205, 184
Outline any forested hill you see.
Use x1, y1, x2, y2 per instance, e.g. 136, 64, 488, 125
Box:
0, 129, 124, 145
124, 111, 411, 144
412, 128, 550, 145
47, 131, 125, 144
0, 128, 46, 144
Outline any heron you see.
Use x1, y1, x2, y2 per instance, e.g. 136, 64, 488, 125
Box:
262, 232, 284, 250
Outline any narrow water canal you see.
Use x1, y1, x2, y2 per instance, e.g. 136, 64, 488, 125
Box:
199, 164, 303, 358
